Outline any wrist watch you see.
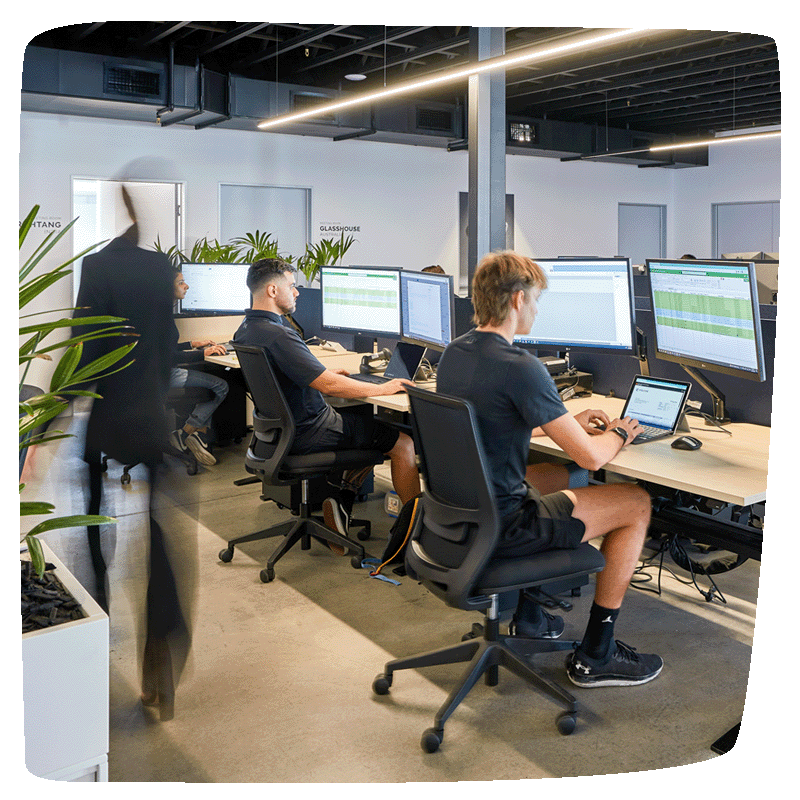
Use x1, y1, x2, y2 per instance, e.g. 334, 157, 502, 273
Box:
610, 426, 629, 443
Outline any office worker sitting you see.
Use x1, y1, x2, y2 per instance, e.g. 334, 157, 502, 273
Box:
233, 258, 421, 538
436, 250, 662, 688
169, 269, 230, 467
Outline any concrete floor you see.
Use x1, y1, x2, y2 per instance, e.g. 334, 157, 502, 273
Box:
22, 411, 766, 786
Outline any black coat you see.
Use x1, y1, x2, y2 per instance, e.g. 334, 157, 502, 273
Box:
73, 232, 175, 464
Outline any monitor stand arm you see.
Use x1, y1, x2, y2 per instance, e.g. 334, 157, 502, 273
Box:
682, 366, 730, 425
635, 327, 649, 376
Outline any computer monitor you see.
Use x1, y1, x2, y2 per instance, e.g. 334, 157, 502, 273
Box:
646, 258, 766, 423
179, 262, 251, 315
513, 257, 636, 355
319, 265, 402, 338
400, 269, 455, 351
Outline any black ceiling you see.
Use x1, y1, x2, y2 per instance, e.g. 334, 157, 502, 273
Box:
28, 23, 780, 138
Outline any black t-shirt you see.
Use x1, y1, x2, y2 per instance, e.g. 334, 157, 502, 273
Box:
436, 331, 568, 518
233, 309, 339, 452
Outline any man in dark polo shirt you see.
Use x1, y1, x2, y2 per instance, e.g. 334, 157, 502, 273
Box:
436, 251, 662, 688
234, 258, 420, 540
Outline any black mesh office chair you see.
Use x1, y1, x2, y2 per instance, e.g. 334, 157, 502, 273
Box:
218, 344, 385, 582
372, 387, 605, 752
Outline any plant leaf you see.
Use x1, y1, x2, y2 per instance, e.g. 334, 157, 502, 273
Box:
26, 514, 117, 537
25, 535, 46, 578
20, 501, 55, 516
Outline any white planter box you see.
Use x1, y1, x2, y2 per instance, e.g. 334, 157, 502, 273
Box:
22, 542, 109, 781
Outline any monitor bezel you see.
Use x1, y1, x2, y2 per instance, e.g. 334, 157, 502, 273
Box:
645, 257, 767, 382
513, 256, 637, 357
399, 269, 455, 352
177, 262, 252, 316
319, 264, 403, 338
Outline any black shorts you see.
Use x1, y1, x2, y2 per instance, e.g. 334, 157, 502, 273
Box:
495, 486, 586, 558
302, 407, 400, 455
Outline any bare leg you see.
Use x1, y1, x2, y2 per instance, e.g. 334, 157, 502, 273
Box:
525, 462, 570, 495
387, 432, 421, 504
563, 483, 651, 609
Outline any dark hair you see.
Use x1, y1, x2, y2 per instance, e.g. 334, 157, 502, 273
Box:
422, 264, 445, 274
247, 258, 296, 294
471, 251, 548, 327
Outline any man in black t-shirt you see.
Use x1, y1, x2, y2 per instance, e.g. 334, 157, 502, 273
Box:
234, 259, 420, 542
437, 251, 662, 689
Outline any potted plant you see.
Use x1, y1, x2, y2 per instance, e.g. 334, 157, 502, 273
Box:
20, 205, 136, 781
296, 231, 355, 285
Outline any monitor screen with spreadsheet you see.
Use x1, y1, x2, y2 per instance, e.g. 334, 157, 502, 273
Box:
646, 258, 766, 381
320, 265, 402, 337
179, 263, 251, 315
400, 269, 455, 351
513, 257, 636, 355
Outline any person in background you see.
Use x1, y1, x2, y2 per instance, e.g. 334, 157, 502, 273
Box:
436, 250, 662, 689
422, 264, 446, 273
169, 269, 230, 467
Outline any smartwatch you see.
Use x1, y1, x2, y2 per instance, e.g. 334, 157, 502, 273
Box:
610, 426, 629, 444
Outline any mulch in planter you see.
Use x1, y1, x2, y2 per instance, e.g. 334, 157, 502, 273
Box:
21, 560, 86, 634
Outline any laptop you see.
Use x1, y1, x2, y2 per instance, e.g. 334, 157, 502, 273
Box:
350, 341, 426, 384
620, 375, 692, 444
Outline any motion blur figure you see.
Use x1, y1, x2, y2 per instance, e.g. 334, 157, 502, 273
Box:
73, 175, 196, 721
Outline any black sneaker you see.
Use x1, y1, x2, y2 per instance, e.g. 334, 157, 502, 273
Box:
509, 608, 564, 639
322, 497, 350, 556
185, 430, 216, 466
566, 640, 663, 688
169, 429, 188, 452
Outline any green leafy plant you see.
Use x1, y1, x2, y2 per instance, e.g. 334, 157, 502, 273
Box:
20, 205, 138, 577
297, 231, 356, 284
229, 230, 284, 263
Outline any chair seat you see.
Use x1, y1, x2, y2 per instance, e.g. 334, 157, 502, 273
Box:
475, 543, 605, 596
273, 448, 385, 479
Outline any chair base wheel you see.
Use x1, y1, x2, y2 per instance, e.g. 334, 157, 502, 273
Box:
421, 728, 443, 753
120, 473, 131, 486
372, 673, 392, 695
356, 529, 370, 541
350, 555, 363, 569
557, 712, 577, 735
218, 548, 234, 563
260, 567, 275, 583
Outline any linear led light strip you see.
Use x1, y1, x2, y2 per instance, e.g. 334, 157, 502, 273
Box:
258, 27, 649, 130
566, 130, 781, 160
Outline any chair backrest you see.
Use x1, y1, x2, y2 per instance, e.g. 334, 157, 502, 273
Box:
232, 343, 296, 485
405, 386, 502, 612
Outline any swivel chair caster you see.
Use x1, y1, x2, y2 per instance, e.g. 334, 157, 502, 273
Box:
421, 727, 443, 753
557, 712, 577, 735
218, 546, 234, 563
260, 567, 275, 583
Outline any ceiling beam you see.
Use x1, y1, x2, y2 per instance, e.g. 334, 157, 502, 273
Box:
233, 25, 350, 68
134, 22, 193, 49
195, 22, 272, 56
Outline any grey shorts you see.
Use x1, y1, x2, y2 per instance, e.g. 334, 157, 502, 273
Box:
495, 486, 586, 558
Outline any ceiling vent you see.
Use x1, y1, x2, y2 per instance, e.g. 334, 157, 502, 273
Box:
103, 64, 161, 98
291, 91, 336, 122
415, 106, 455, 135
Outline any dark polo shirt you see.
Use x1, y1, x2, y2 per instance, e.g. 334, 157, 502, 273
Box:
233, 309, 339, 452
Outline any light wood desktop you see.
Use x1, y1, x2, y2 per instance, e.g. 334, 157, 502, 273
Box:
206, 347, 769, 507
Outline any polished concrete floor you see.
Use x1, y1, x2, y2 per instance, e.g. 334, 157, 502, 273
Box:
23, 411, 766, 785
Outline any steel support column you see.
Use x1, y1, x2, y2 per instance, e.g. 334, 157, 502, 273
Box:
467, 28, 506, 289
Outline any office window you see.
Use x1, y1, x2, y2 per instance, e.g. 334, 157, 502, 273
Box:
712, 201, 780, 258
219, 184, 310, 263
618, 203, 666, 268
71, 179, 182, 301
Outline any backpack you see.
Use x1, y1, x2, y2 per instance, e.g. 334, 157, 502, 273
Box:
372, 494, 423, 578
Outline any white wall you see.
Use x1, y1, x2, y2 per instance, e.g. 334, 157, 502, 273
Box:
19, 110, 781, 386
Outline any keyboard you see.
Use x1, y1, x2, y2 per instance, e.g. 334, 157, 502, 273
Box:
631, 425, 670, 445
349, 373, 390, 384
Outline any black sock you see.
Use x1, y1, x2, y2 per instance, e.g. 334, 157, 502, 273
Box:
579, 603, 619, 660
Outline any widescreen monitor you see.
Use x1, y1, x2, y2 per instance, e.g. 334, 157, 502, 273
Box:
400, 269, 455, 351
320, 265, 402, 337
646, 258, 766, 382
513, 257, 636, 355
179, 262, 251, 315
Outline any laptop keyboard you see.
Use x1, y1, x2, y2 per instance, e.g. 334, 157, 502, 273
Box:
632, 425, 669, 444
349, 373, 389, 384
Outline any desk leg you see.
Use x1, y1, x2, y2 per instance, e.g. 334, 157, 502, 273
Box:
711, 722, 739, 754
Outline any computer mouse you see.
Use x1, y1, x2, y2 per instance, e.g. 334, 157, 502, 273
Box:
671, 435, 702, 450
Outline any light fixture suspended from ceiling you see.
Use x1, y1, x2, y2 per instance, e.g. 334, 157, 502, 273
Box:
258, 27, 650, 130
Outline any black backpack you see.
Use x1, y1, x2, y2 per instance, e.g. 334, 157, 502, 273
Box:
373, 494, 423, 578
